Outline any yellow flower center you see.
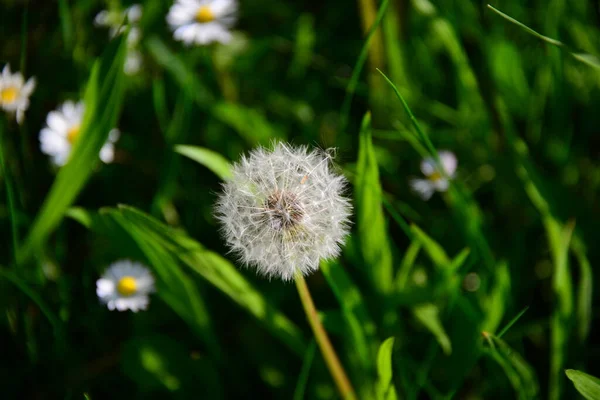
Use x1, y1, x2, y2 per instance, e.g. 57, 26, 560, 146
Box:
67, 125, 81, 144
0, 87, 18, 104
195, 6, 215, 23
428, 171, 443, 182
117, 276, 138, 296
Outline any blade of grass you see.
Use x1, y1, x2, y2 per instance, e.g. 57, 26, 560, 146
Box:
355, 112, 393, 294
17, 36, 127, 265
487, 4, 600, 69
339, 0, 389, 132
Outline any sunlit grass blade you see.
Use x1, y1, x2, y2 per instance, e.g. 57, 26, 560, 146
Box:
339, 0, 389, 132
395, 240, 421, 291
115, 205, 306, 355
17, 36, 127, 265
487, 4, 600, 69
481, 262, 511, 334
212, 102, 283, 144
376, 337, 398, 400
108, 210, 223, 360
565, 370, 600, 400
355, 112, 393, 294
413, 304, 452, 355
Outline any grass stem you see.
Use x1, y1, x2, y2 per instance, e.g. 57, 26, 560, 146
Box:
295, 274, 357, 400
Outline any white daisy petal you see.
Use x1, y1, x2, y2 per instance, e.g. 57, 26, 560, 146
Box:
412, 151, 457, 200
0, 64, 36, 123
40, 100, 119, 167
167, 0, 238, 46
96, 260, 155, 312
439, 151, 458, 177
410, 178, 436, 201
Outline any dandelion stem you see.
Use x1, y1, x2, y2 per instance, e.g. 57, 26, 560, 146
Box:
294, 274, 357, 400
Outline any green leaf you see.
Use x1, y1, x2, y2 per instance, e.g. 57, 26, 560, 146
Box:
73, 205, 306, 356
565, 369, 600, 400
175, 145, 233, 180
376, 337, 398, 400
482, 261, 512, 334
413, 304, 452, 355
485, 333, 539, 400
146, 36, 214, 107
487, 5, 600, 70
355, 112, 393, 294
17, 36, 127, 265
410, 224, 449, 268
212, 102, 283, 144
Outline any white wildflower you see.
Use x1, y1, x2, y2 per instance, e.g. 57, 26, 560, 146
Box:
167, 0, 238, 46
96, 260, 155, 312
0, 64, 36, 124
410, 151, 457, 200
216, 143, 352, 281
39, 100, 120, 166
94, 4, 144, 75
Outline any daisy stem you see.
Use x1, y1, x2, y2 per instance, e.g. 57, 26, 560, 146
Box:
294, 274, 357, 400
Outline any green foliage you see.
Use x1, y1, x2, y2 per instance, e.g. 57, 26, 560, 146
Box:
565, 369, 600, 400
1, 0, 600, 398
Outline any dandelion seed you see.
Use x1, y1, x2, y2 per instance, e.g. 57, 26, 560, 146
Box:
96, 260, 155, 312
0, 64, 36, 124
167, 0, 238, 46
39, 100, 120, 166
409, 150, 457, 200
215, 142, 352, 281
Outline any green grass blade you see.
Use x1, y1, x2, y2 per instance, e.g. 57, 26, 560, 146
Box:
17, 36, 127, 265
481, 262, 512, 334
571, 238, 592, 342
497, 307, 529, 339
339, 0, 389, 132
355, 112, 393, 294
565, 370, 600, 400
0, 268, 64, 344
146, 36, 214, 108
293, 340, 317, 400
413, 304, 452, 355
487, 5, 600, 69
485, 333, 539, 399
320, 259, 377, 395
395, 240, 421, 291
115, 205, 306, 355
376, 337, 398, 400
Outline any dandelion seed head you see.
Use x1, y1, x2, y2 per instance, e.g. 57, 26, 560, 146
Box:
216, 142, 352, 281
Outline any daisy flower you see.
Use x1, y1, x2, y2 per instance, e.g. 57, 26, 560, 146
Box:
39, 100, 120, 167
410, 151, 457, 200
96, 260, 155, 312
215, 143, 352, 281
167, 0, 238, 46
94, 4, 144, 75
0, 64, 36, 124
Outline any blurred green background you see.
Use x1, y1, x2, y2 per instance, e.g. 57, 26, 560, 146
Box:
1, 0, 600, 398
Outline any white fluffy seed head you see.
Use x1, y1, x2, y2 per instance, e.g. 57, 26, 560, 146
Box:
215, 142, 352, 281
